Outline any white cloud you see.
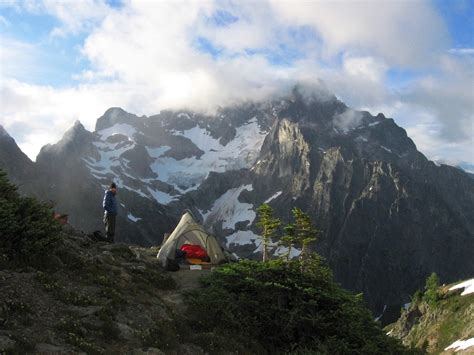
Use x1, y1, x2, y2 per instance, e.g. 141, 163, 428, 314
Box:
269, 0, 449, 67
0, 79, 137, 160
0, 37, 39, 80
343, 56, 388, 83
0, 0, 472, 165
1, 0, 111, 36
448, 48, 474, 55
333, 109, 363, 133
402, 55, 474, 142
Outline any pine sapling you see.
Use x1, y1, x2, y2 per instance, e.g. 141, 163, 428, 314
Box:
292, 207, 319, 269
423, 272, 440, 307
278, 223, 296, 262
257, 204, 281, 262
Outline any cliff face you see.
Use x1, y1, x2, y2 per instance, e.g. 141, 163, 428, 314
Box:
1, 87, 473, 317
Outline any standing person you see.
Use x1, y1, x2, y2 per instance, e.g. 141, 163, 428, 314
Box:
103, 182, 118, 242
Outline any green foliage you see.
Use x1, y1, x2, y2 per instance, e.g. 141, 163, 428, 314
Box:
185, 256, 411, 354
423, 273, 440, 307
0, 170, 61, 268
276, 208, 320, 267
291, 207, 319, 265
411, 289, 424, 305
435, 291, 474, 351
279, 223, 296, 261
256, 203, 281, 261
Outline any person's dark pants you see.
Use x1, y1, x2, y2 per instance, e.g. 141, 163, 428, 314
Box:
103, 213, 116, 242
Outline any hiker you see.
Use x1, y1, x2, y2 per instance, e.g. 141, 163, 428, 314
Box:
103, 182, 118, 242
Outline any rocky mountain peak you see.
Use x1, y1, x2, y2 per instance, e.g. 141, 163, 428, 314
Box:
0, 124, 14, 143
95, 107, 141, 132
270, 86, 347, 126
0, 124, 9, 137
37, 120, 94, 161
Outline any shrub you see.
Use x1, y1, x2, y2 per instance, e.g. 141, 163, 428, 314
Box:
0, 170, 61, 268
184, 255, 411, 354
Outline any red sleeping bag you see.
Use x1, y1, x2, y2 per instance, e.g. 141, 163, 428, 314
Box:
180, 244, 209, 259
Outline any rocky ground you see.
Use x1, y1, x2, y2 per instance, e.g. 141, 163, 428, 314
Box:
0, 226, 212, 354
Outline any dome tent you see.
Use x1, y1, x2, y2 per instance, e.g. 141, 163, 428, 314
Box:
157, 212, 227, 268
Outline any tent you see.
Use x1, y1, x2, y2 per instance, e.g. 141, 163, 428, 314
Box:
157, 212, 227, 268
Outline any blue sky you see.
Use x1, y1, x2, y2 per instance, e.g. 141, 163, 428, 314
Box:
0, 0, 472, 166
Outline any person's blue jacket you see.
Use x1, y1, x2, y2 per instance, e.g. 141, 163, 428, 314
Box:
103, 190, 118, 215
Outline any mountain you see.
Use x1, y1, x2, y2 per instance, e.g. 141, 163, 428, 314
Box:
0, 125, 40, 197
387, 277, 474, 353
1, 86, 473, 319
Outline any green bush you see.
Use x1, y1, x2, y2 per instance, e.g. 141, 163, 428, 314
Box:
0, 170, 61, 268
423, 273, 440, 307
185, 255, 411, 354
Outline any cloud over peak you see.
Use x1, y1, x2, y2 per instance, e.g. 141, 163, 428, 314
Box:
0, 0, 472, 164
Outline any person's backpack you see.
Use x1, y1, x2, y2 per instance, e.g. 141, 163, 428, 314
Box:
166, 258, 180, 272
88, 230, 108, 242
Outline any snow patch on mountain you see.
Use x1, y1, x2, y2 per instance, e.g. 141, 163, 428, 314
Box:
202, 184, 255, 229
149, 118, 266, 192
147, 187, 178, 205
273, 245, 302, 258
146, 146, 171, 158
264, 191, 282, 203
97, 123, 137, 141
368, 121, 381, 127
449, 278, 474, 296
83, 118, 267, 206
445, 338, 474, 352
226, 230, 259, 247
85, 141, 135, 177
127, 212, 141, 222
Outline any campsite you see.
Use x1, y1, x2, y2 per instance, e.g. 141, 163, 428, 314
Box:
1, 0, 473, 352
157, 212, 233, 271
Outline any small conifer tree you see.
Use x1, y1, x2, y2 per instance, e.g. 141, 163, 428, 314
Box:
278, 223, 296, 262
292, 207, 318, 267
423, 272, 440, 307
256, 204, 281, 262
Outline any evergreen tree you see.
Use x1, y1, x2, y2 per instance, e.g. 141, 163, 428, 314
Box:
0, 170, 61, 268
278, 223, 295, 262
256, 203, 281, 261
423, 272, 440, 307
292, 207, 319, 266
